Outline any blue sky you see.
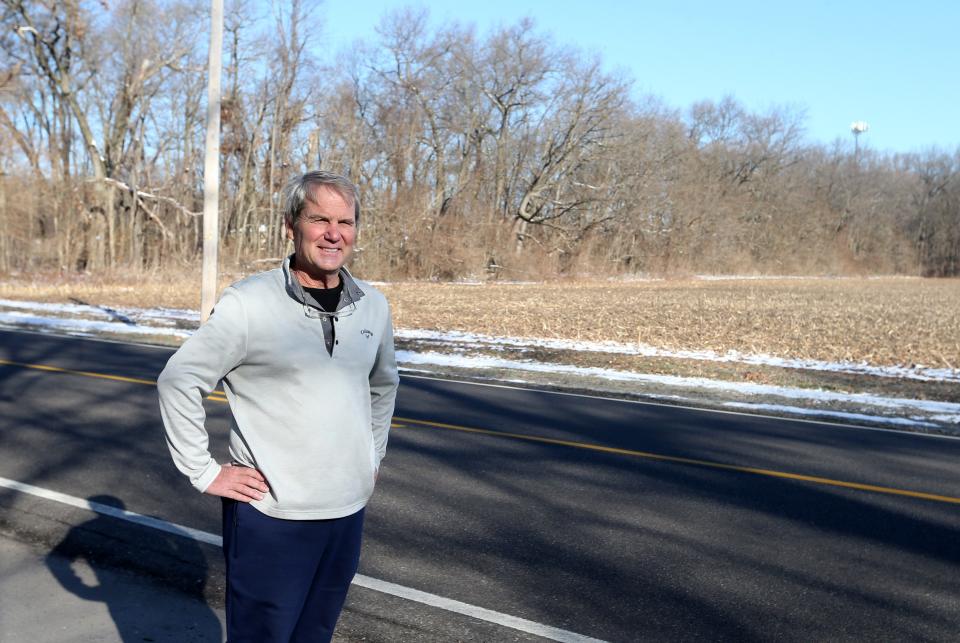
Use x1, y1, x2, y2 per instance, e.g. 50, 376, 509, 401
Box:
320, 0, 959, 154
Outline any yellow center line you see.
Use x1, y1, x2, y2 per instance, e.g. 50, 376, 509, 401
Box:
0, 358, 157, 387
3, 358, 958, 505
392, 417, 960, 505
0, 358, 228, 401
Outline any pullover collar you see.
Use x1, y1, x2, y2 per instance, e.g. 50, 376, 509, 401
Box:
282, 254, 365, 312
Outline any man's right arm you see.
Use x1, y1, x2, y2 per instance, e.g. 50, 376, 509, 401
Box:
157, 287, 260, 497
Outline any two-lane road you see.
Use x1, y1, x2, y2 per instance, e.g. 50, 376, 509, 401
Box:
1, 329, 959, 641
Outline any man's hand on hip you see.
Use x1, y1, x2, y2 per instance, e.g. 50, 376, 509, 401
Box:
206, 464, 269, 502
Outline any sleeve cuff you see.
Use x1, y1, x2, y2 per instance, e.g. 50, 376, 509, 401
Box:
193, 461, 222, 493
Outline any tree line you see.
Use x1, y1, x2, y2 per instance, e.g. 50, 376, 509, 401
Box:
1, 0, 958, 279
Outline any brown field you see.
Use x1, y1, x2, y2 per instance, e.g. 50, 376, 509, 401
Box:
381, 278, 960, 369
1, 272, 958, 369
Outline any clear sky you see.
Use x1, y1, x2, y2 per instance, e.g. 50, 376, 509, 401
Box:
320, 0, 960, 154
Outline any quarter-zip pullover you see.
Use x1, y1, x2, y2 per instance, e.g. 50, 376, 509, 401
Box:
158, 256, 399, 519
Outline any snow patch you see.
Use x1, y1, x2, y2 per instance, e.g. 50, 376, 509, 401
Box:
0, 311, 192, 338
1, 298, 957, 430
721, 402, 939, 428
395, 349, 960, 417
0, 298, 198, 324
396, 328, 959, 383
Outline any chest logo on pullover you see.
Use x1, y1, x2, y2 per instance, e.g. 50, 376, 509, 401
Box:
360, 329, 373, 338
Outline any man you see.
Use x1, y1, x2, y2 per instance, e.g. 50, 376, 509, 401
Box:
158, 170, 399, 642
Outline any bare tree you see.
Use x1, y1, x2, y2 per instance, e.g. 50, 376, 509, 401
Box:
0, 7, 957, 280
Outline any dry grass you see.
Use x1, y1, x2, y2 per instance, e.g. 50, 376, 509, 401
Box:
0, 270, 242, 310
2, 271, 958, 369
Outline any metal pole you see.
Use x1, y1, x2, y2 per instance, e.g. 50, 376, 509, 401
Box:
201, 0, 224, 323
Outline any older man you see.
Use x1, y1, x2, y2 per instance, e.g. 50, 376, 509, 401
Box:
158, 170, 399, 642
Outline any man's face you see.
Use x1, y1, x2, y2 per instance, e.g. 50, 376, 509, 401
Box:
285, 186, 356, 285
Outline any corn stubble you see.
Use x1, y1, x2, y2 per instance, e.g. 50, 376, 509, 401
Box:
2, 274, 957, 370
380, 277, 960, 370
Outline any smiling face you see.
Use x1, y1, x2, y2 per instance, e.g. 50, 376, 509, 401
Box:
285, 185, 356, 288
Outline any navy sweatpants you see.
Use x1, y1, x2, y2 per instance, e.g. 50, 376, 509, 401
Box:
222, 500, 365, 643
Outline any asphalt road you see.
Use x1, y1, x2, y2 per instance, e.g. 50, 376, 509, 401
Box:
1, 328, 959, 642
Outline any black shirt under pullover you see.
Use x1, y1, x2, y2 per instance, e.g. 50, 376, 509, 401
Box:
304, 281, 344, 356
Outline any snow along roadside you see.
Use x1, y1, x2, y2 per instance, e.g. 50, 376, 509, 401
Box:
2, 298, 954, 383
1, 298, 957, 432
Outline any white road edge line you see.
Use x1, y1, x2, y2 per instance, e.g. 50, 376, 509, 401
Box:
0, 476, 222, 546
0, 475, 606, 643
399, 373, 960, 441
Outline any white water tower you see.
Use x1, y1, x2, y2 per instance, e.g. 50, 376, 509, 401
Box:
850, 121, 869, 156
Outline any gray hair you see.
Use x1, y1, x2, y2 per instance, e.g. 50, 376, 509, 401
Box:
282, 170, 360, 227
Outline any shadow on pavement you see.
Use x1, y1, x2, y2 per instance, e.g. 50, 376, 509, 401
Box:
46, 495, 223, 643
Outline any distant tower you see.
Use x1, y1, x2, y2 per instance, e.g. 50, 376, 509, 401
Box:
850, 121, 869, 157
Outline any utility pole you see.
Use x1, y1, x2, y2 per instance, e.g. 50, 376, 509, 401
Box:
201, 0, 224, 323
308, 129, 322, 169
